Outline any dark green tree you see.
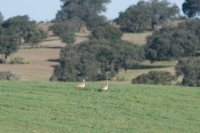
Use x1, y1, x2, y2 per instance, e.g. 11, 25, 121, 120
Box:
51, 21, 78, 45
2, 15, 35, 43
51, 0, 145, 82
54, 0, 112, 46
177, 19, 200, 50
182, 0, 200, 17
150, 0, 179, 29
2, 15, 47, 45
145, 27, 199, 61
176, 58, 200, 87
91, 23, 123, 41
116, 1, 152, 32
0, 12, 3, 24
50, 45, 101, 81
116, 0, 179, 32
26, 28, 48, 47
132, 71, 176, 85
0, 29, 20, 60
51, 20, 80, 36
56, 0, 111, 29
51, 39, 144, 81
115, 41, 144, 72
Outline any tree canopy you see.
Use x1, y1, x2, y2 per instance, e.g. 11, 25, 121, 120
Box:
177, 19, 200, 50
2, 15, 35, 42
51, 0, 145, 81
50, 39, 144, 81
145, 26, 199, 61
56, 0, 111, 28
0, 12, 3, 24
176, 58, 200, 87
115, 0, 179, 32
53, 0, 112, 45
0, 15, 47, 61
132, 71, 176, 85
91, 23, 123, 41
2, 15, 47, 46
0, 28, 20, 60
182, 0, 200, 17
51, 21, 79, 45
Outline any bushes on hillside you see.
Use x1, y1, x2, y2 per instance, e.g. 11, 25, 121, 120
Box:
0, 15, 47, 62
91, 23, 123, 41
2, 15, 47, 46
176, 58, 200, 87
10, 57, 29, 64
50, 39, 144, 81
145, 19, 200, 61
0, 71, 19, 80
145, 27, 199, 61
51, 0, 146, 82
177, 19, 200, 50
132, 71, 176, 85
51, 21, 79, 45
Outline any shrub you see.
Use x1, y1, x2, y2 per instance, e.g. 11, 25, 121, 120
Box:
132, 71, 176, 85
0, 71, 19, 80
175, 58, 200, 87
0, 59, 5, 64
10, 57, 29, 64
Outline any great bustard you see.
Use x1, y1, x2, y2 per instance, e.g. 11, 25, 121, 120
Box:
74, 79, 86, 88
98, 80, 108, 92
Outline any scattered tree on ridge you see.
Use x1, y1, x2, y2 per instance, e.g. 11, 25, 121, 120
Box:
177, 19, 200, 50
51, 21, 78, 45
0, 28, 20, 60
176, 58, 200, 87
56, 0, 111, 29
0, 15, 47, 62
26, 28, 48, 47
132, 71, 176, 85
115, 0, 179, 32
145, 18, 200, 62
182, 0, 200, 17
53, 0, 111, 45
2, 15, 47, 46
91, 23, 123, 41
0, 12, 3, 24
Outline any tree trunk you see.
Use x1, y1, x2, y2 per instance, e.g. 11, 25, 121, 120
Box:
124, 68, 127, 73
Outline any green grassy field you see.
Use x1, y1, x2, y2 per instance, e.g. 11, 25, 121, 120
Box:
0, 81, 199, 133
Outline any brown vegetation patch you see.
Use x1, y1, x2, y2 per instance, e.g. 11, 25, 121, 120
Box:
122, 32, 152, 46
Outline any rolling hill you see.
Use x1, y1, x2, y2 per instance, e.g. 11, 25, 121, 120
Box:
0, 81, 199, 132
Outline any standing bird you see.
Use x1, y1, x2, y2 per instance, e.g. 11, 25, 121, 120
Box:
74, 79, 86, 88
99, 80, 108, 92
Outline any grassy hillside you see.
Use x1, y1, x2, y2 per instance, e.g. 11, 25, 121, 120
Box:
0, 31, 90, 81
121, 32, 152, 46
0, 23, 153, 82
115, 60, 178, 81
0, 81, 199, 132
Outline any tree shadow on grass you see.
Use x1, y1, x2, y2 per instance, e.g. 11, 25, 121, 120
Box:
131, 64, 173, 70
47, 59, 60, 63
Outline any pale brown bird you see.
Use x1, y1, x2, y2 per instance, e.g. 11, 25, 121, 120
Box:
74, 79, 86, 88
99, 81, 108, 92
